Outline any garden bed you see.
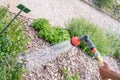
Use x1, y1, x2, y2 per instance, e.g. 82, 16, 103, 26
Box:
22, 17, 120, 80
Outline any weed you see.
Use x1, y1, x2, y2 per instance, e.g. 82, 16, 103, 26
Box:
61, 67, 80, 80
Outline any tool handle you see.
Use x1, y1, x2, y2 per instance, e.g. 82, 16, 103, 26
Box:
80, 35, 104, 66
96, 55, 104, 66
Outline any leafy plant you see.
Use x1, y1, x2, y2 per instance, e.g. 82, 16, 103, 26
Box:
0, 16, 29, 55
39, 26, 70, 44
0, 7, 29, 80
54, 27, 70, 43
32, 18, 70, 44
67, 18, 111, 56
61, 67, 80, 80
38, 25, 54, 42
32, 18, 51, 31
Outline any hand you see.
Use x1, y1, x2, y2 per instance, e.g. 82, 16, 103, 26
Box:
99, 61, 114, 79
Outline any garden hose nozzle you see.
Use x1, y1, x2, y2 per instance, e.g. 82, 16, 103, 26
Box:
71, 37, 80, 46
71, 35, 104, 66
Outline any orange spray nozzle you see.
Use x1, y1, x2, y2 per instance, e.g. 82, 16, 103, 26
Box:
71, 37, 80, 46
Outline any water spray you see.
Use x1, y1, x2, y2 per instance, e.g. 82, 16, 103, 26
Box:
71, 35, 104, 66
22, 40, 73, 71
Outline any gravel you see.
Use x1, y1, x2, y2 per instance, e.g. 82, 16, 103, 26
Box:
24, 48, 101, 80
24, 47, 119, 80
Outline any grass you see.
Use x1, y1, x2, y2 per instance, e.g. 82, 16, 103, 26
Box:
106, 31, 120, 58
0, 6, 29, 80
95, 0, 114, 8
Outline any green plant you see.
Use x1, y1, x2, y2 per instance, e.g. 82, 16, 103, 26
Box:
67, 18, 111, 56
94, 0, 120, 20
0, 7, 29, 80
38, 25, 54, 42
54, 27, 70, 43
61, 67, 80, 80
107, 31, 120, 58
0, 16, 29, 55
95, 0, 116, 8
113, 4, 120, 19
32, 18, 70, 44
39, 26, 70, 44
0, 6, 7, 20
32, 18, 51, 31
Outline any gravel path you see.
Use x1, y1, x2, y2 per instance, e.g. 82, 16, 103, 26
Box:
0, 0, 120, 32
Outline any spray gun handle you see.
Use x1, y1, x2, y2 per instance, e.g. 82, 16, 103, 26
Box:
80, 35, 95, 49
80, 35, 104, 66
97, 55, 104, 66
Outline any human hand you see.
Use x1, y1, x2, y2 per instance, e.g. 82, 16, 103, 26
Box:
99, 61, 115, 80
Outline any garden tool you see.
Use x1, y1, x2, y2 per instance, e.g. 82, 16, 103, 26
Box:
71, 35, 104, 66
0, 4, 31, 34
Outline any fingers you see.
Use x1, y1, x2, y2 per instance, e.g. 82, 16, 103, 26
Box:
103, 61, 109, 68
